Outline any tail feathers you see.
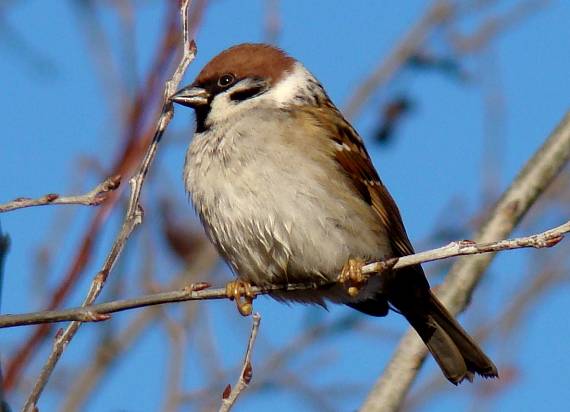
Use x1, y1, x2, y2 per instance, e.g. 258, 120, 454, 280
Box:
404, 292, 498, 384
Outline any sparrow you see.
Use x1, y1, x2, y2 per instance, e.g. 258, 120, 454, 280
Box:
171, 43, 498, 384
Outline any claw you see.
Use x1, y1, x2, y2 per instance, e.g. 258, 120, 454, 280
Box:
338, 257, 367, 297
225, 279, 255, 316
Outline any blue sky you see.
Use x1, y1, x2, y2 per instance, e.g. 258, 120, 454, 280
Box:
1, 1, 569, 411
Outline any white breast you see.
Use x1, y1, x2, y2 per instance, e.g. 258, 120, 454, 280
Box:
184, 108, 390, 292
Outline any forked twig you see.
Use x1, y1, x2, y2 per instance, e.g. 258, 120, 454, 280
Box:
20, 1, 196, 411
219, 313, 261, 412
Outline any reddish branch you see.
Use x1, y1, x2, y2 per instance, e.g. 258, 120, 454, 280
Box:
3, 0, 200, 396
19, 1, 197, 409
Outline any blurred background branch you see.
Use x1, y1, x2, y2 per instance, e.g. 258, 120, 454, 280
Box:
0, 1, 568, 411
360, 110, 570, 412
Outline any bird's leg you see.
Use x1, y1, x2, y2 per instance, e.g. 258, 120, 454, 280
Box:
338, 257, 367, 297
225, 279, 255, 316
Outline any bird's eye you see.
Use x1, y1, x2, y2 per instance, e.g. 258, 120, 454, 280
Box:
217, 74, 235, 87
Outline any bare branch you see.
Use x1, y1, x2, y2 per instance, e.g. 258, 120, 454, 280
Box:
219, 313, 261, 412
0, 175, 121, 213
60, 242, 218, 411
360, 110, 570, 412
448, 0, 548, 53
363, 219, 568, 275
343, 0, 545, 120
20, 1, 196, 411
343, 0, 454, 119
263, 0, 281, 45
1, 220, 567, 330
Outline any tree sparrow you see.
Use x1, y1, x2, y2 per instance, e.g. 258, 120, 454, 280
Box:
171, 43, 498, 384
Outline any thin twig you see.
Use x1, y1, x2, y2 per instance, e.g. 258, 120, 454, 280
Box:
4, 1, 192, 391
1, 220, 567, 329
60, 245, 219, 412
343, 0, 544, 120
60, 308, 158, 412
359, 110, 570, 412
219, 313, 261, 412
20, 2, 196, 411
448, 0, 548, 53
0, 175, 121, 213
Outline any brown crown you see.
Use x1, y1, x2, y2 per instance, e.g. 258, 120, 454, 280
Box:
193, 43, 296, 86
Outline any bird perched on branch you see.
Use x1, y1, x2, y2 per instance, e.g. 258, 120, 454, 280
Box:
171, 43, 498, 384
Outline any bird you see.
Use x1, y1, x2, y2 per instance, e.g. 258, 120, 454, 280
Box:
170, 43, 498, 384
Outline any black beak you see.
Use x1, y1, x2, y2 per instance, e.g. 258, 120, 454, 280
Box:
170, 86, 209, 108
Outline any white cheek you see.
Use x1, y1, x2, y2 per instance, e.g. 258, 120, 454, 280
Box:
207, 93, 239, 125
207, 92, 264, 126
268, 62, 316, 106
205, 62, 322, 127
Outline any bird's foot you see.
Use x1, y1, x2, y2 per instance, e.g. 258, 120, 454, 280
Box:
225, 279, 255, 316
338, 257, 367, 297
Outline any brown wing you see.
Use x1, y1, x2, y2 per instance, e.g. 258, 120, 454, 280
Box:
294, 107, 497, 382
295, 104, 431, 314
298, 105, 419, 262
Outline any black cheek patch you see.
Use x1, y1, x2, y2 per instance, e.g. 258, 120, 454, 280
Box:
194, 105, 211, 133
229, 86, 267, 102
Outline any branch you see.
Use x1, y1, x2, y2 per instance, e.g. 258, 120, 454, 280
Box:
60, 247, 220, 412
359, 110, 570, 412
4, 1, 194, 391
448, 0, 548, 53
343, 0, 544, 120
0, 175, 121, 213
343, 0, 454, 119
219, 313, 261, 412
20, 2, 196, 411
1, 220, 567, 329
